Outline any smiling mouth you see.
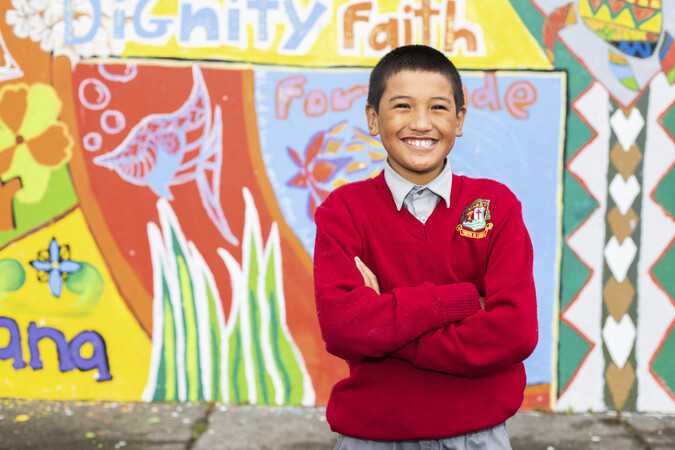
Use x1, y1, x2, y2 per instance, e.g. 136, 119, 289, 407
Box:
403, 138, 437, 149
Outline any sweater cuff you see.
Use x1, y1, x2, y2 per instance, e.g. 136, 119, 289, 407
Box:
436, 282, 482, 323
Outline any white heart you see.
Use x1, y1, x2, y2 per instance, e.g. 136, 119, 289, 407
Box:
604, 236, 637, 283
610, 108, 644, 151
602, 315, 636, 369
609, 174, 640, 216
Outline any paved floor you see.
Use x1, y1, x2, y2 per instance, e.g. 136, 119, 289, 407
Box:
0, 399, 673, 449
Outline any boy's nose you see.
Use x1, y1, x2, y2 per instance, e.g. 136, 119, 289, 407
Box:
410, 110, 432, 131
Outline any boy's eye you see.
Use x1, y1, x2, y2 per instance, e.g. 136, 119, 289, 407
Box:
394, 103, 410, 109
431, 105, 448, 110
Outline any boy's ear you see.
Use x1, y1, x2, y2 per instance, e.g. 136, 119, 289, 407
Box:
366, 103, 379, 136
455, 105, 467, 137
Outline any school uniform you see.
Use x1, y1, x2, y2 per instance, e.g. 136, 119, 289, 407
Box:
313, 160, 537, 448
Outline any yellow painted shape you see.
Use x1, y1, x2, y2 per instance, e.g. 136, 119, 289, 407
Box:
614, 7, 639, 30
638, 12, 662, 33
328, 122, 347, 135
331, 177, 350, 188
346, 144, 365, 152
368, 150, 387, 161
624, 0, 661, 9
583, 18, 648, 41
148, 0, 178, 15
632, 0, 661, 7
578, 0, 594, 19
0, 208, 151, 401
584, 1, 660, 36
579, 1, 632, 25
324, 140, 342, 155
353, 128, 382, 147
460, 0, 550, 69
122, 0, 551, 69
609, 50, 629, 65
566, 6, 577, 26
346, 161, 368, 173
582, 17, 613, 31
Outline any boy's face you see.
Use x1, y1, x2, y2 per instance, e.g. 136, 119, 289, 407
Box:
366, 70, 466, 185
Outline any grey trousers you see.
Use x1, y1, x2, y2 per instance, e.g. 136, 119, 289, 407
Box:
334, 424, 511, 450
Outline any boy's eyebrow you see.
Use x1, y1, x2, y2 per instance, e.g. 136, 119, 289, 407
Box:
387, 95, 410, 103
387, 95, 453, 103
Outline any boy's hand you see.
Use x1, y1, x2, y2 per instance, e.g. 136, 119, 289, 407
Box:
480, 296, 485, 310
355, 256, 380, 295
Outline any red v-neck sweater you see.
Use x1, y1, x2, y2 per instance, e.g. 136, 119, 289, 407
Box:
314, 172, 538, 441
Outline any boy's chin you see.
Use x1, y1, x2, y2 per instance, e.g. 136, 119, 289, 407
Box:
404, 161, 444, 174
396, 163, 444, 182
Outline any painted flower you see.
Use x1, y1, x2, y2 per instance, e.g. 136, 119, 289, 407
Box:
287, 131, 352, 219
0, 82, 74, 203
6, 0, 124, 62
286, 122, 385, 219
5, 0, 54, 52
30, 238, 81, 298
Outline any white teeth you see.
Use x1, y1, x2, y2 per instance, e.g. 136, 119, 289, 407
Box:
405, 139, 434, 148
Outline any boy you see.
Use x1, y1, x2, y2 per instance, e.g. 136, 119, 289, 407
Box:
313, 45, 538, 449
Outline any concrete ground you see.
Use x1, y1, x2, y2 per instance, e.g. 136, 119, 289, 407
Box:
0, 399, 674, 449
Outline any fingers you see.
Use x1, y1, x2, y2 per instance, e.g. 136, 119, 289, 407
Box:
479, 296, 485, 310
355, 257, 371, 286
355, 257, 374, 287
355, 256, 381, 295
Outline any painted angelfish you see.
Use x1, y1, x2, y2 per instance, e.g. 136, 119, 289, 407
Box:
94, 65, 239, 245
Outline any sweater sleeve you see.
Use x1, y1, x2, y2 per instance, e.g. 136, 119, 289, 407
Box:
314, 191, 482, 361
390, 202, 538, 377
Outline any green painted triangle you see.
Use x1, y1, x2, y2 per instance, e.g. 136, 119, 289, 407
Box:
653, 166, 675, 219
563, 174, 599, 238
565, 110, 595, 163
507, 1, 546, 50
653, 244, 675, 301
558, 321, 591, 395
659, 101, 675, 142
651, 244, 675, 396
560, 244, 591, 310
652, 324, 675, 397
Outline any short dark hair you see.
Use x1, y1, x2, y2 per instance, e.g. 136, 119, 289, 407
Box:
367, 45, 464, 114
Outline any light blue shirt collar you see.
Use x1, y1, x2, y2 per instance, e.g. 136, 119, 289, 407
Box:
383, 159, 453, 211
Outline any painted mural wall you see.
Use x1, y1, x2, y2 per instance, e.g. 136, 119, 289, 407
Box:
0, 0, 672, 413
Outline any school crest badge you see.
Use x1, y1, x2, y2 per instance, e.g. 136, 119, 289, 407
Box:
456, 198, 493, 238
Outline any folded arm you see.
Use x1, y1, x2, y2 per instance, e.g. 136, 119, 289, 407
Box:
314, 194, 481, 361
389, 203, 538, 377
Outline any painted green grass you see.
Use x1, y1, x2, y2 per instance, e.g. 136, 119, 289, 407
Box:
145, 193, 314, 405
145, 200, 215, 402
221, 189, 313, 405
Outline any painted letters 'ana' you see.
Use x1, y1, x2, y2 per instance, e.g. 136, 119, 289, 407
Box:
0, 317, 112, 382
